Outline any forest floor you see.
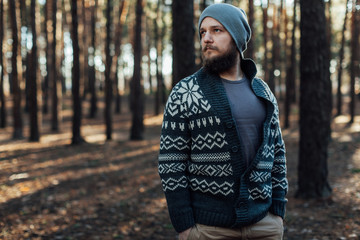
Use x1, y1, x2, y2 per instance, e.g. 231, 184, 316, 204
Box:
0, 96, 359, 240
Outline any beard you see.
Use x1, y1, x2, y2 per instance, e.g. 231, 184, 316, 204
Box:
202, 41, 238, 75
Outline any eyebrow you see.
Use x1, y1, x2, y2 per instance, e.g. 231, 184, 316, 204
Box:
200, 25, 225, 31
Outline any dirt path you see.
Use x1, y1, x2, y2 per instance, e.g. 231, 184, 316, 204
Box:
0, 98, 359, 239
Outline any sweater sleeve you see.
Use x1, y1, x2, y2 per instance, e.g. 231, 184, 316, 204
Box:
269, 115, 288, 219
158, 86, 195, 233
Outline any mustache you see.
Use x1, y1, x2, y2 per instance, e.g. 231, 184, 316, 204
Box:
202, 45, 218, 52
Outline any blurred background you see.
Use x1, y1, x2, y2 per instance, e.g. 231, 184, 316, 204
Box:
0, 0, 359, 239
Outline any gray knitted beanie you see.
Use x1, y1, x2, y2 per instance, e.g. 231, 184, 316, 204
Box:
198, 3, 251, 56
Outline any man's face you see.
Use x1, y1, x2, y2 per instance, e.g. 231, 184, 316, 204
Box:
200, 17, 238, 74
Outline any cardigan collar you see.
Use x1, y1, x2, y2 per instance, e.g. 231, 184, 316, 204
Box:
240, 57, 257, 81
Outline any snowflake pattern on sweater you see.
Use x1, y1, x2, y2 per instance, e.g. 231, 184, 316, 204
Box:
158, 63, 288, 233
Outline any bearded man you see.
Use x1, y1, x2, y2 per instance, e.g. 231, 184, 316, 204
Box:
158, 3, 288, 240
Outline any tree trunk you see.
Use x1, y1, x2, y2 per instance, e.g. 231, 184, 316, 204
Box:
297, 0, 332, 199
42, 0, 49, 114
28, 0, 40, 141
200, 0, 208, 11
105, 0, 113, 140
349, 0, 360, 124
171, 0, 196, 86
9, 0, 23, 139
262, 0, 269, 83
154, 0, 164, 116
326, 0, 333, 115
284, 0, 297, 128
130, 0, 145, 140
71, 0, 83, 144
20, 0, 30, 113
0, 0, 6, 128
336, 0, 350, 116
160, 0, 167, 106
246, 0, 255, 59
113, 0, 127, 115
60, 0, 67, 94
89, 0, 97, 118
81, 0, 88, 100
269, 3, 280, 95
51, 0, 61, 131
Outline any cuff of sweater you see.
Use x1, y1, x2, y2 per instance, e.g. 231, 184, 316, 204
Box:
170, 210, 195, 233
269, 199, 287, 219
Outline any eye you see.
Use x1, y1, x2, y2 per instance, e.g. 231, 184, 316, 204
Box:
214, 28, 221, 33
200, 30, 206, 36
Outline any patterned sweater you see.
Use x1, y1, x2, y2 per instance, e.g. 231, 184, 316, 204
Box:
158, 59, 288, 233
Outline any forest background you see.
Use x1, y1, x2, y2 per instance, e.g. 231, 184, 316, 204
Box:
0, 0, 359, 239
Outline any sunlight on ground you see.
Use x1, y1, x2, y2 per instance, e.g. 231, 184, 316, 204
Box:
332, 115, 360, 142
144, 114, 163, 126
0, 141, 160, 204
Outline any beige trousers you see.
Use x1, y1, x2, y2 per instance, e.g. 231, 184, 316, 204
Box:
187, 213, 284, 240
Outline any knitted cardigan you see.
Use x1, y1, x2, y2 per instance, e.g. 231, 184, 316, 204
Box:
158, 59, 288, 233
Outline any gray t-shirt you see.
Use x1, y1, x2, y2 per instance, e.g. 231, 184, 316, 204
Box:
222, 77, 267, 167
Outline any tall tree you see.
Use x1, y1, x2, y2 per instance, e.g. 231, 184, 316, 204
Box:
50, 0, 61, 131
246, 0, 255, 59
336, 0, 350, 116
268, 2, 281, 94
297, 0, 332, 199
284, 0, 297, 128
43, 0, 50, 114
20, 0, 30, 113
9, 0, 23, 139
262, 0, 269, 83
71, 0, 83, 144
154, 0, 165, 116
105, 0, 114, 140
88, 0, 97, 118
349, 0, 360, 123
0, 0, 6, 128
130, 0, 145, 140
81, 0, 88, 99
171, 0, 196, 86
201, 0, 208, 11
113, 0, 127, 114
28, 0, 40, 141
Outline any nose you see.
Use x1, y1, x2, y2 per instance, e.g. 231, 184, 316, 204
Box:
202, 31, 213, 43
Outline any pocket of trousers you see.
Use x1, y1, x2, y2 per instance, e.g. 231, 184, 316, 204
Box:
187, 225, 198, 240
269, 213, 284, 229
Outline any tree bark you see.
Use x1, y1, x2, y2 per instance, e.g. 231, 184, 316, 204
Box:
89, 0, 97, 118
29, 0, 40, 141
284, 0, 297, 128
349, 0, 360, 123
0, 0, 6, 128
262, 0, 269, 83
130, 0, 145, 140
20, 0, 30, 113
42, 0, 49, 114
71, 0, 83, 144
246, 0, 255, 60
113, 0, 127, 115
200, 0, 208, 11
81, 0, 88, 100
105, 0, 113, 140
154, 0, 164, 116
9, 0, 23, 139
297, 0, 332, 199
269, 3, 281, 95
336, 0, 350, 116
171, 0, 196, 86
51, 0, 61, 131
